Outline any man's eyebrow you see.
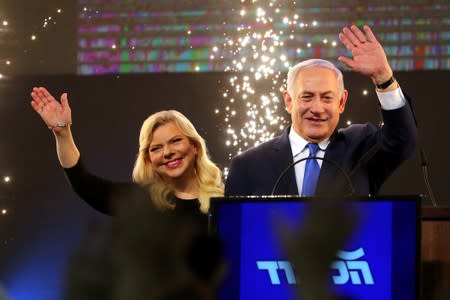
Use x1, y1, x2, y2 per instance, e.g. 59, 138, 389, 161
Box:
299, 90, 334, 95
321, 90, 335, 95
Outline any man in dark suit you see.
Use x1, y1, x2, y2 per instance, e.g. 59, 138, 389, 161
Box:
225, 25, 417, 197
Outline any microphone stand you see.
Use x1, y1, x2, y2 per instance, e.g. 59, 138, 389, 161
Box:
420, 147, 437, 207
402, 92, 438, 207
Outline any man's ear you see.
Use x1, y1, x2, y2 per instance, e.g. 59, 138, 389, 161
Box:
283, 91, 293, 114
339, 89, 349, 113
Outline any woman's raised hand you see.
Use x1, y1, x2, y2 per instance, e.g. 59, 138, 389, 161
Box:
31, 87, 72, 132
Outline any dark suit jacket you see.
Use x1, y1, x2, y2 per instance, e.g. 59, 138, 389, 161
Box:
225, 104, 417, 196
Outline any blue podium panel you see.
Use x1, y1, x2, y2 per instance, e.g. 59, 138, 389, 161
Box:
210, 196, 420, 300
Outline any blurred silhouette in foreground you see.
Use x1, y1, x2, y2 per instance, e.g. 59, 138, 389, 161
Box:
63, 192, 357, 300
278, 199, 358, 300
64, 188, 224, 300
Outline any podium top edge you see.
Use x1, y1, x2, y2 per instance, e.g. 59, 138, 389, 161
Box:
211, 195, 424, 206
212, 195, 423, 201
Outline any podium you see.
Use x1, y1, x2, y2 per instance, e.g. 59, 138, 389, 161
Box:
210, 195, 421, 300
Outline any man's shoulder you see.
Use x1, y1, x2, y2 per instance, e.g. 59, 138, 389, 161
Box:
336, 123, 378, 140
232, 133, 286, 161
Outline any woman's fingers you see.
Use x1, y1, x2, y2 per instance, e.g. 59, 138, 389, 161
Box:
30, 100, 43, 114
38, 87, 55, 106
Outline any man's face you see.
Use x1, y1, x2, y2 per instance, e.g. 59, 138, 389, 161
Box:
284, 67, 348, 143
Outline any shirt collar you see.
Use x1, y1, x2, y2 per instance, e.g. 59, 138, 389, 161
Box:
288, 125, 330, 157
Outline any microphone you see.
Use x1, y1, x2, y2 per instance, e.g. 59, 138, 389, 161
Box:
270, 156, 355, 196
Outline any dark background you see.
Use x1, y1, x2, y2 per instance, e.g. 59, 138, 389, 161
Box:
0, 0, 448, 299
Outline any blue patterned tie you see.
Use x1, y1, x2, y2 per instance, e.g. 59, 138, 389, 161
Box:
301, 143, 320, 196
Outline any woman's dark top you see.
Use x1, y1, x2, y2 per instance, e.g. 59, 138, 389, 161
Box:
63, 158, 221, 283
64, 158, 209, 229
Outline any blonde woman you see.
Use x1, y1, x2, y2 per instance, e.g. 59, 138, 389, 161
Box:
30, 87, 224, 226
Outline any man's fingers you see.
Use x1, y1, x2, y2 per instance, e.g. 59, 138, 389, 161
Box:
338, 56, 355, 69
339, 33, 355, 51
363, 25, 377, 43
342, 27, 360, 47
350, 25, 367, 44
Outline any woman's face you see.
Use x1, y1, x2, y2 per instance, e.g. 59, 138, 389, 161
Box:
148, 121, 198, 184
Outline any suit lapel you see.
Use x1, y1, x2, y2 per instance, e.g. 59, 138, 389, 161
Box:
271, 127, 299, 195
317, 131, 350, 195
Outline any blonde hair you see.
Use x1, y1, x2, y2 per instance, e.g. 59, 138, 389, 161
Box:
132, 110, 224, 213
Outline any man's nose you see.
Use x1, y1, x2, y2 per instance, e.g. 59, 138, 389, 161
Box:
310, 98, 324, 112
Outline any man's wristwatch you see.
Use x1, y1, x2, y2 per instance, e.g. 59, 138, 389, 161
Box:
375, 76, 395, 89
